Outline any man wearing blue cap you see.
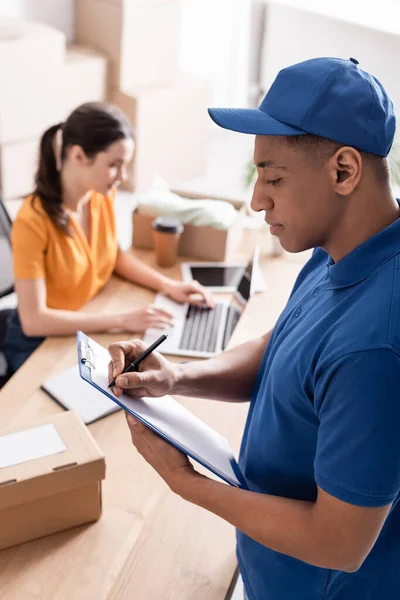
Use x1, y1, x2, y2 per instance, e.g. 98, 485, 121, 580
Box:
110, 58, 400, 600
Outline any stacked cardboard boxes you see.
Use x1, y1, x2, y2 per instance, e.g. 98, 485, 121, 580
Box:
76, 0, 210, 191
0, 19, 109, 200
110, 74, 209, 191
0, 21, 65, 145
1, 2, 210, 199
0, 20, 63, 200
76, 0, 181, 90
63, 45, 108, 119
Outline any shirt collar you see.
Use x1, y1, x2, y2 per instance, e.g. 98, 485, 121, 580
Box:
326, 211, 400, 290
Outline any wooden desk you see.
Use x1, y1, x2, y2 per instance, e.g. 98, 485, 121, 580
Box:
0, 248, 308, 600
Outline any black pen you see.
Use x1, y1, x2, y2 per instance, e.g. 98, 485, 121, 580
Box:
108, 334, 168, 389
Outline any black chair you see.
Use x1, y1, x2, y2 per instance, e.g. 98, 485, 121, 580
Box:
0, 195, 15, 388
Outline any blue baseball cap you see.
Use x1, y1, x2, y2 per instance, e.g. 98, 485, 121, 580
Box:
208, 57, 396, 157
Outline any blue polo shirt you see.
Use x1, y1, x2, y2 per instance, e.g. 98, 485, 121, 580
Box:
238, 216, 400, 600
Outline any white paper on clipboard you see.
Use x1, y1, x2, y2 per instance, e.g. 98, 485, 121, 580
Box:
77, 332, 245, 488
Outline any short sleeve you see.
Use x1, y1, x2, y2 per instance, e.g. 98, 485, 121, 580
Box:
314, 349, 400, 507
11, 212, 47, 279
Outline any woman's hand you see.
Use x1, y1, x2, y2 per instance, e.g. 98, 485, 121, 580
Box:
108, 338, 180, 398
115, 305, 174, 333
162, 280, 214, 307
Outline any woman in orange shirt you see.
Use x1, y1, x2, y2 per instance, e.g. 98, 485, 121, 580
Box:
4, 102, 212, 372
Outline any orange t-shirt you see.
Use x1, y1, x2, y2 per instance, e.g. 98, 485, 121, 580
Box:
12, 191, 119, 310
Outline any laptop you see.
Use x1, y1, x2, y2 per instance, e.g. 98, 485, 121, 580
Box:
143, 247, 259, 359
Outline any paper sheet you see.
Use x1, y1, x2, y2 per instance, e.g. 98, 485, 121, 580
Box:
83, 336, 243, 487
0, 424, 66, 469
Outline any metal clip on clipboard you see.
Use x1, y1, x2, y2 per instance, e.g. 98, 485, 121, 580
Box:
79, 340, 96, 370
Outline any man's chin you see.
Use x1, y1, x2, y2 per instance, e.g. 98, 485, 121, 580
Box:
282, 241, 313, 254
278, 236, 306, 254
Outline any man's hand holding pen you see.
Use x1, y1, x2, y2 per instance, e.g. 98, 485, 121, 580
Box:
107, 336, 199, 495
107, 336, 180, 399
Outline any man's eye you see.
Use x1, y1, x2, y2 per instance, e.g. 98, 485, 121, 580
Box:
267, 178, 282, 185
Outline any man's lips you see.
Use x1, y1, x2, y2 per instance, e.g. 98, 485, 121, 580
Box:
266, 221, 283, 234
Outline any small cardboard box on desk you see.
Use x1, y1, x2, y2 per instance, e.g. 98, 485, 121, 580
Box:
0, 411, 105, 551
132, 207, 245, 261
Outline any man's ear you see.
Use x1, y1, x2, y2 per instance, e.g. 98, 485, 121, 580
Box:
328, 146, 362, 196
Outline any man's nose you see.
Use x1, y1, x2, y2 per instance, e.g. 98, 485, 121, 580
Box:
250, 181, 273, 213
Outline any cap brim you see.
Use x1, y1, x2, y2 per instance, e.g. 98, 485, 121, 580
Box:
208, 107, 306, 136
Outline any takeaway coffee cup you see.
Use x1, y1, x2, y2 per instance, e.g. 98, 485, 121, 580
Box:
152, 216, 184, 267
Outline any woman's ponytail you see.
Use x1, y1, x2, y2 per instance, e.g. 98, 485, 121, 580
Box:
31, 103, 133, 234
32, 122, 70, 234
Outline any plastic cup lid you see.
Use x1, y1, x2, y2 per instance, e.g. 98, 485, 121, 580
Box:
152, 216, 184, 234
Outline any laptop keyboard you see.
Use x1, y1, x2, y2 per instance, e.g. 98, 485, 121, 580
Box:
179, 303, 241, 353
222, 304, 241, 350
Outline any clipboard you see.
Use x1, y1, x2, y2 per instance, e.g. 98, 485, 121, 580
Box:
77, 331, 247, 488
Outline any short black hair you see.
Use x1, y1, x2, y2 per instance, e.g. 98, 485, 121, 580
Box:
286, 134, 390, 184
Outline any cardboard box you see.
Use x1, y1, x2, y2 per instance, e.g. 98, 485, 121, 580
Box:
111, 74, 210, 192
0, 136, 39, 200
0, 18, 66, 143
0, 411, 105, 550
75, 0, 181, 90
132, 207, 244, 261
1, 44, 108, 200
62, 45, 108, 118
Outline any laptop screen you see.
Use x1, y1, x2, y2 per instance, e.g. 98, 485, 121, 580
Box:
189, 265, 242, 288
235, 247, 259, 305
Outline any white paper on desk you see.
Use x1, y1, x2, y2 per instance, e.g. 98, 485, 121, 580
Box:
87, 339, 242, 487
0, 424, 66, 469
43, 366, 121, 424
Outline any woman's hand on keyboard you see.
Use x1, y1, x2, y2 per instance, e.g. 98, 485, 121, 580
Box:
115, 305, 174, 333
108, 338, 178, 399
162, 280, 215, 308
